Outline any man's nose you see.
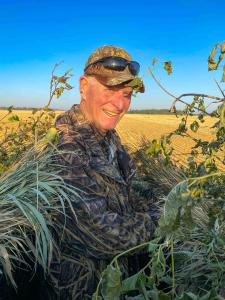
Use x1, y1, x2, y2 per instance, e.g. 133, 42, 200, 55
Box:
113, 93, 128, 111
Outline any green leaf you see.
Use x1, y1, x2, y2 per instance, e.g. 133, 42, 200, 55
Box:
208, 43, 219, 71
126, 77, 145, 93
145, 139, 162, 157
219, 102, 225, 127
161, 276, 173, 285
198, 114, 205, 123
222, 64, 225, 82
159, 180, 188, 231
178, 292, 198, 300
32, 108, 39, 114
7, 106, 14, 113
148, 241, 159, 252
147, 289, 159, 300
57, 76, 69, 83
190, 121, 199, 133
176, 118, 187, 134
199, 289, 217, 300
122, 272, 143, 292
125, 295, 144, 300
8, 115, 20, 122
208, 41, 225, 72
164, 61, 172, 75
54, 86, 64, 98
158, 291, 171, 300
101, 264, 122, 300
218, 41, 225, 66
198, 98, 206, 112
0, 245, 17, 288
152, 57, 159, 66
65, 67, 74, 76
44, 127, 59, 144
221, 41, 225, 53
91, 293, 102, 300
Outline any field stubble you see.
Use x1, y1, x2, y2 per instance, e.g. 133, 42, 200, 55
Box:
116, 114, 222, 167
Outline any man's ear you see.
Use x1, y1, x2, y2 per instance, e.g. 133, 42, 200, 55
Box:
80, 76, 89, 101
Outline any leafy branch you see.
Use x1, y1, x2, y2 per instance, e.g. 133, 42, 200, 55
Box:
0, 62, 73, 175
146, 42, 225, 176
93, 41, 225, 300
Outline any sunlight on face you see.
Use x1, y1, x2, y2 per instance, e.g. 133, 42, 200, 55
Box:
80, 76, 132, 134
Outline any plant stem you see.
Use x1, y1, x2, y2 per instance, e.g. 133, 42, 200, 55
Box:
0, 111, 10, 122
171, 239, 175, 299
148, 67, 176, 99
140, 281, 149, 300
188, 171, 225, 187
110, 241, 150, 265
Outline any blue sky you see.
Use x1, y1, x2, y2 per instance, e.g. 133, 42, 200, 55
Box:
0, 0, 224, 110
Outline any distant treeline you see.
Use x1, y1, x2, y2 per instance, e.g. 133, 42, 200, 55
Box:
128, 109, 182, 114
0, 107, 61, 111
0, 107, 182, 114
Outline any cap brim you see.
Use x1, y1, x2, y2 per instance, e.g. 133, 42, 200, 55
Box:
95, 74, 145, 93
86, 64, 145, 93
95, 73, 135, 86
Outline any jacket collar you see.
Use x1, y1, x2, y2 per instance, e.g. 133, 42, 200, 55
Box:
68, 104, 134, 185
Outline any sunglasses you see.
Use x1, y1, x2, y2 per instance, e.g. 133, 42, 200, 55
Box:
84, 56, 140, 76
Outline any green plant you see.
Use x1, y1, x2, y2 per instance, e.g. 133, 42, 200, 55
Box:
0, 62, 73, 175
145, 41, 225, 176
0, 141, 82, 288
93, 42, 225, 300
0, 62, 75, 288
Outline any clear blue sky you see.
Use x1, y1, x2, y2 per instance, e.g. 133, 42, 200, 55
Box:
0, 0, 224, 110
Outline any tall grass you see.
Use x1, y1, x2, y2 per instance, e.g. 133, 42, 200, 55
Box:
0, 141, 81, 288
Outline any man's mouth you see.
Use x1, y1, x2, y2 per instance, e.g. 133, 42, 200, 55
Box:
103, 109, 121, 117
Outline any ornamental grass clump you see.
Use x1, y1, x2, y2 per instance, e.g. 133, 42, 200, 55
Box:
0, 141, 81, 289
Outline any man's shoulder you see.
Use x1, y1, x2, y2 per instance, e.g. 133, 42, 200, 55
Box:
54, 106, 85, 149
55, 106, 75, 127
55, 105, 81, 133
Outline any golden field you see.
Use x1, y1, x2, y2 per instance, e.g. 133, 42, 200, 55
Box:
116, 114, 220, 166
0, 109, 222, 167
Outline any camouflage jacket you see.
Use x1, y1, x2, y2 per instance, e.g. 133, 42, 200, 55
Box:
50, 104, 155, 299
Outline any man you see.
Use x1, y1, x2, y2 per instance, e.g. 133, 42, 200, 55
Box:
51, 45, 156, 299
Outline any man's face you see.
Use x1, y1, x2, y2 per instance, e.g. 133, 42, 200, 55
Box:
80, 76, 132, 134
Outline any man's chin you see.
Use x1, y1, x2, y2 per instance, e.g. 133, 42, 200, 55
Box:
97, 122, 118, 134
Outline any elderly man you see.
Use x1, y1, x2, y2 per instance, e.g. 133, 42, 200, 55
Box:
50, 45, 156, 299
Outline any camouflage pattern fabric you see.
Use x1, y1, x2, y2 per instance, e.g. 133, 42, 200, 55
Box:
49, 104, 156, 299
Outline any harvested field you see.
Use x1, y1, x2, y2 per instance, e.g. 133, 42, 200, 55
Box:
0, 110, 223, 167
0, 109, 63, 138
116, 114, 222, 167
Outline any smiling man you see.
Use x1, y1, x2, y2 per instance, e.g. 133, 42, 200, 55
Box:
79, 76, 132, 134
51, 45, 156, 300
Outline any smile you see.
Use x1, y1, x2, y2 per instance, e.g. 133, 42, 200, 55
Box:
103, 109, 120, 117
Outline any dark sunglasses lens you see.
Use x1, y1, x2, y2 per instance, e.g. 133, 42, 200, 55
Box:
101, 57, 127, 71
99, 56, 140, 75
129, 61, 140, 75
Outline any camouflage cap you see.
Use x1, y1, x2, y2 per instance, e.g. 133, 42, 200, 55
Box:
84, 45, 140, 88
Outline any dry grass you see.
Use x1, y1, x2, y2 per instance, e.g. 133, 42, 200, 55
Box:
0, 109, 63, 138
0, 110, 222, 167
116, 114, 221, 167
